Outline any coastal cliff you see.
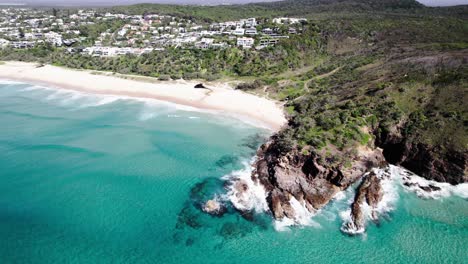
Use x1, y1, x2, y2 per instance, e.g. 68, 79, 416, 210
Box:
240, 48, 468, 225
250, 137, 386, 221
377, 127, 468, 185
244, 117, 466, 228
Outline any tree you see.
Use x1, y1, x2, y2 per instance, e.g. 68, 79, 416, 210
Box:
19, 28, 25, 39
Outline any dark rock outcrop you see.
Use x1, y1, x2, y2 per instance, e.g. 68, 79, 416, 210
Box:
377, 126, 467, 184
194, 83, 207, 89
343, 171, 384, 233
251, 140, 386, 220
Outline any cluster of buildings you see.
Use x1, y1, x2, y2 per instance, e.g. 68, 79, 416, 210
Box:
0, 7, 307, 56
68, 46, 161, 57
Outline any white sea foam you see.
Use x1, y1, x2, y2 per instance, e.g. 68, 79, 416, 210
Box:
0, 79, 24, 85
19, 86, 41, 91
139, 112, 156, 121
340, 167, 399, 235
332, 190, 347, 201
137, 101, 181, 121
339, 165, 468, 234
37, 88, 122, 109
393, 165, 468, 199
452, 184, 468, 199
5, 81, 273, 130
45, 90, 69, 101
274, 197, 321, 231
222, 159, 269, 213
375, 167, 399, 216
135, 97, 202, 113
79, 96, 120, 108
56, 92, 85, 106
339, 209, 365, 235
219, 111, 274, 131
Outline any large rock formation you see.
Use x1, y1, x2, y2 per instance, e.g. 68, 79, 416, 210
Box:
251, 140, 386, 221
377, 126, 468, 184
342, 171, 384, 233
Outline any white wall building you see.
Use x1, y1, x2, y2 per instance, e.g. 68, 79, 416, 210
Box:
237, 37, 254, 48
233, 27, 245, 36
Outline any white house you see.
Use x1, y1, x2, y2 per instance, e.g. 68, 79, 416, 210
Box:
245, 28, 258, 35
0, 38, 10, 48
245, 18, 257, 28
273, 17, 307, 25
233, 27, 245, 36
44, 31, 62, 46
237, 37, 254, 48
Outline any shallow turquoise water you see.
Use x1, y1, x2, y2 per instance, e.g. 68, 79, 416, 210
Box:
0, 81, 467, 264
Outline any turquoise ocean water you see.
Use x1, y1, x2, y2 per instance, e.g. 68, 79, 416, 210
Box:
0, 81, 467, 264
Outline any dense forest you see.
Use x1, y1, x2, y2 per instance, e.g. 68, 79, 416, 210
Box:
1, 0, 467, 183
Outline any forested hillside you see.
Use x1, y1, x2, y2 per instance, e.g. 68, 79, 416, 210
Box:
1, 0, 467, 184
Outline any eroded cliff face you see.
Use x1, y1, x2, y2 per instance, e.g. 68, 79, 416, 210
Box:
377, 125, 468, 185
248, 123, 466, 226
251, 140, 386, 221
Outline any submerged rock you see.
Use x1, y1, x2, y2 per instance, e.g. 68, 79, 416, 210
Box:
215, 155, 239, 169
202, 199, 226, 217
189, 178, 224, 207
176, 203, 203, 230
218, 222, 251, 239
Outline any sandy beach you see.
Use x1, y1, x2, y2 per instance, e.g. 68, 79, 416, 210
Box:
0, 61, 286, 130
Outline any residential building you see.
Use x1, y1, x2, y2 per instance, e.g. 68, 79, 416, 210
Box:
237, 37, 254, 48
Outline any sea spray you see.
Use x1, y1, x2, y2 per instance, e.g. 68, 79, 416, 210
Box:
222, 159, 269, 213
273, 197, 321, 231
393, 165, 468, 199
338, 164, 468, 235
340, 167, 399, 235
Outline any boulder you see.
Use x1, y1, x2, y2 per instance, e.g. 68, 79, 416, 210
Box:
202, 199, 226, 216
194, 83, 207, 89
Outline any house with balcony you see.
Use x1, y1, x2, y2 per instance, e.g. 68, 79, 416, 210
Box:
237, 37, 254, 48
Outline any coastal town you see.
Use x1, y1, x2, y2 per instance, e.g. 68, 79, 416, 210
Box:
0, 8, 307, 57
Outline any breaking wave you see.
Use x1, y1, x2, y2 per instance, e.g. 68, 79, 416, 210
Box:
0, 80, 24, 85
274, 197, 321, 231
215, 156, 467, 234
340, 165, 467, 235
1, 80, 274, 131
394, 165, 468, 199
221, 159, 269, 213
340, 167, 400, 235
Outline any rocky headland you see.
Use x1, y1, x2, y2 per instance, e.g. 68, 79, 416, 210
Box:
226, 122, 466, 233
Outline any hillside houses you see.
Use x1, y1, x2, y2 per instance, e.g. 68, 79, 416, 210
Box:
0, 8, 304, 55
272, 17, 307, 25
0, 38, 10, 47
74, 46, 159, 57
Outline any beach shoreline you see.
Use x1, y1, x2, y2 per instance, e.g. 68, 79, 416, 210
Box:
0, 61, 286, 130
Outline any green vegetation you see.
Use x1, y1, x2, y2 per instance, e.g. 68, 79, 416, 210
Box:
1, 0, 467, 171
0, 26, 321, 79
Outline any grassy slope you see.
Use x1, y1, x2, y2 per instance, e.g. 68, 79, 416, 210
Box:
2, 0, 467, 180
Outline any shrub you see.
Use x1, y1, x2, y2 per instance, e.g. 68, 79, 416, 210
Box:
158, 75, 170, 81
235, 80, 265, 90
